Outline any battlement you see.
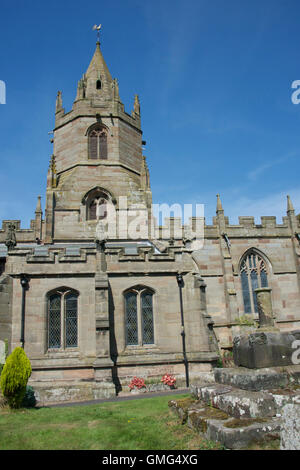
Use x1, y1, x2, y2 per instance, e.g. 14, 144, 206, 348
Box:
0, 211, 299, 247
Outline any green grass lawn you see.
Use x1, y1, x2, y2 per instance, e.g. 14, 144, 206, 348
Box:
0, 394, 223, 450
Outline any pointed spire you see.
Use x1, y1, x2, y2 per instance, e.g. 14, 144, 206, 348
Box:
47, 155, 57, 189
35, 196, 42, 214
86, 42, 112, 81
216, 194, 224, 214
56, 91, 63, 113
76, 77, 86, 100
84, 41, 114, 101
287, 195, 295, 214
112, 78, 120, 101
133, 94, 140, 115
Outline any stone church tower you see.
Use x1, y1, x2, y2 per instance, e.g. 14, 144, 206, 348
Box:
0, 33, 300, 404
46, 39, 152, 244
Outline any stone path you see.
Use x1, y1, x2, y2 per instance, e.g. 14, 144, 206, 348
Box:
44, 388, 190, 408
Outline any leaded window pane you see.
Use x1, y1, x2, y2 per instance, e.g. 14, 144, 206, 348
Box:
260, 269, 268, 288
65, 294, 78, 348
99, 132, 107, 159
241, 270, 251, 314
49, 294, 61, 348
89, 131, 98, 159
141, 291, 154, 344
125, 292, 138, 345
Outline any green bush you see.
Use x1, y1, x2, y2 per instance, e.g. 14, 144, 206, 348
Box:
22, 385, 36, 408
0, 347, 32, 409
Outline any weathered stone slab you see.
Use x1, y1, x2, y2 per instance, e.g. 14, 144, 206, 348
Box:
280, 404, 300, 450
195, 383, 277, 419
233, 330, 300, 369
169, 397, 281, 450
272, 390, 300, 409
207, 417, 281, 450
214, 367, 289, 391
32, 381, 116, 405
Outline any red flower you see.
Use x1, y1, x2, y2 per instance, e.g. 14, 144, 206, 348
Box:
129, 377, 146, 390
161, 374, 176, 386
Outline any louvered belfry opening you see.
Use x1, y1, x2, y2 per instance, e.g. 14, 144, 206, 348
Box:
89, 126, 107, 159
88, 195, 108, 221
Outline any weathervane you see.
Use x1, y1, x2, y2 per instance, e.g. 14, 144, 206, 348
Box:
92, 24, 102, 43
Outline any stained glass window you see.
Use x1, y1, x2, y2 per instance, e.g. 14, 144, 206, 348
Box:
240, 251, 268, 314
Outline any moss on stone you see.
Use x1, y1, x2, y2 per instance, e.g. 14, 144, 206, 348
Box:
169, 397, 197, 410
194, 406, 229, 421
271, 384, 300, 395
224, 417, 269, 428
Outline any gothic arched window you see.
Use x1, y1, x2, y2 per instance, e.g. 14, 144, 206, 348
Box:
88, 126, 107, 160
124, 287, 154, 346
48, 288, 79, 349
240, 251, 268, 314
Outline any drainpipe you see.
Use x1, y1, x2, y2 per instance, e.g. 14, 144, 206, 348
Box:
176, 273, 189, 388
20, 274, 29, 349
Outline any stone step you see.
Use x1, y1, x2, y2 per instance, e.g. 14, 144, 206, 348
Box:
169, 397, 281, 450
191, 381, 300, 418
214, 366, 300, 391
191, 383, 277, 419
200, 415, 281, 450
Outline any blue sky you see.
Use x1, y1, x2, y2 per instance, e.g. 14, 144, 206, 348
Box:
0, 0, 300, 227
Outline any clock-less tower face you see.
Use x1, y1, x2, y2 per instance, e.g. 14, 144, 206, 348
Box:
45, 40, 152, 243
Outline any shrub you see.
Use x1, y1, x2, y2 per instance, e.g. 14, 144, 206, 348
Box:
0, 347, 32, 408
22, 385, 36, 408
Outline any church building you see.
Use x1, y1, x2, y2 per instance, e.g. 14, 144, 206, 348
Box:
0, 34, 300, 403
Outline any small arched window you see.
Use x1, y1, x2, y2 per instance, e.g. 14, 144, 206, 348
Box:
88, 126, 107, 160
96, 79, 102, 90
240, 251, 269, 314
124, 287, 154, 346
48, 288, 79, 349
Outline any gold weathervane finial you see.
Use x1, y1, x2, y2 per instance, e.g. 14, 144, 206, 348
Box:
92, 24, 102, 43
